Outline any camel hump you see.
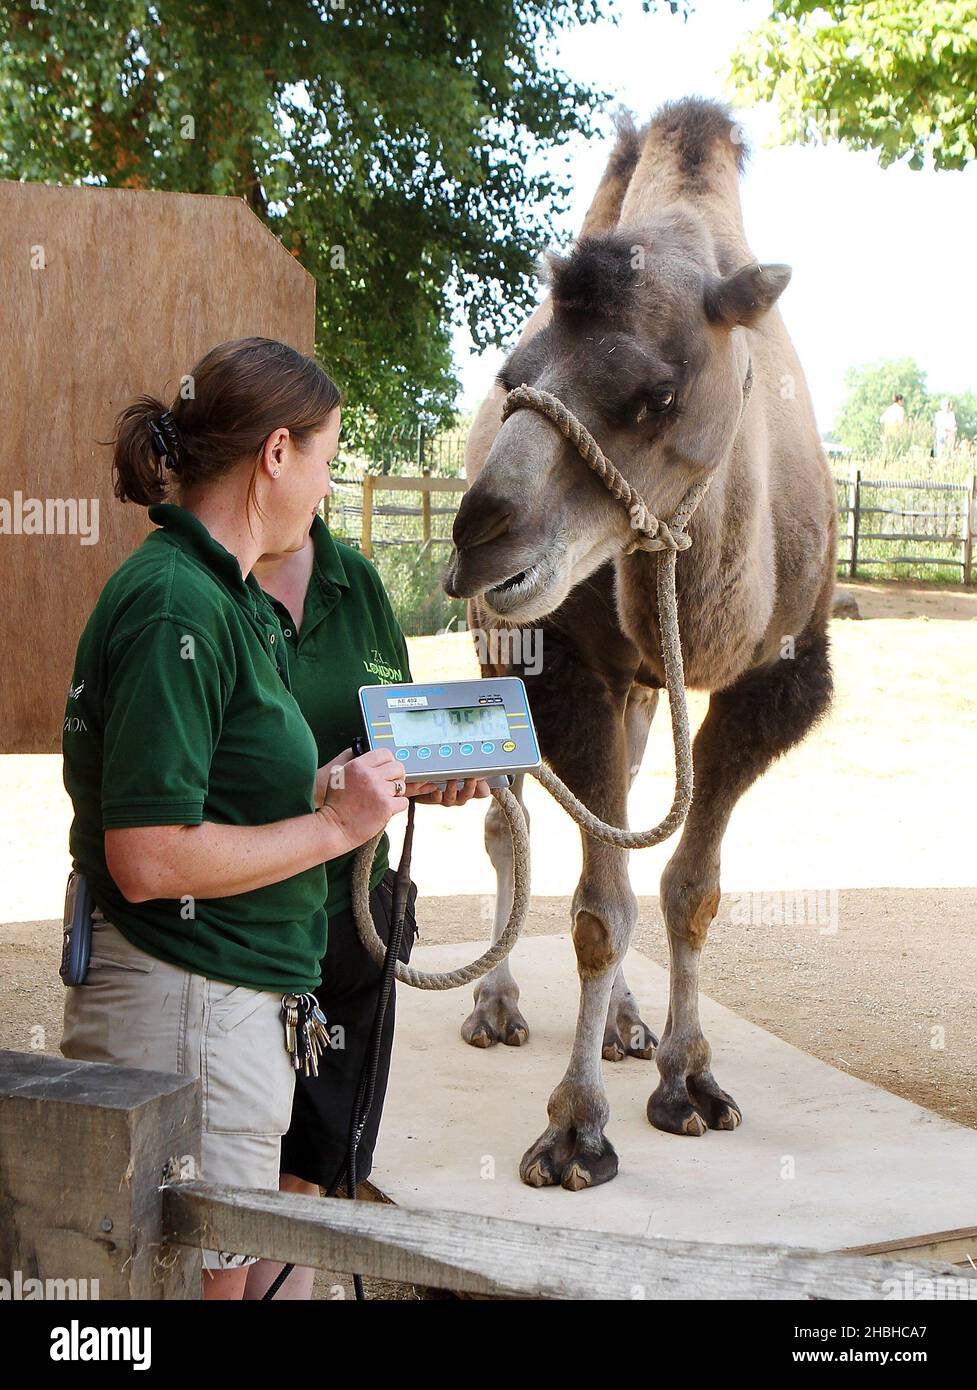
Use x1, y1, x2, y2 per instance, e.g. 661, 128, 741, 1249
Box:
647, 97, 749, 183
618, 97, 752, 257
578, 110, 649, 239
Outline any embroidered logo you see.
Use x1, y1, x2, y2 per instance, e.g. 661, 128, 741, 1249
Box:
68, 680, 85, 700
362, 648, 403, 684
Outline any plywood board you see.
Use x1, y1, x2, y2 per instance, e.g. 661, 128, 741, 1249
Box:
0, 182, 315, 751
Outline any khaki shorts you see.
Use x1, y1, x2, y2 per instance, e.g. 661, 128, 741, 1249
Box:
61, 911, 295, 1269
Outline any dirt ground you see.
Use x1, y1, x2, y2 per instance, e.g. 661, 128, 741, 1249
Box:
2, 577, 975, 1296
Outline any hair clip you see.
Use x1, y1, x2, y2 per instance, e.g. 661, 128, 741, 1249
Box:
147, 411, 181, 470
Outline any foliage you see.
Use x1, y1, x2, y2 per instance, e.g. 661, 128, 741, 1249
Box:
0, 0, 685, 436
368, 545, 466, 639
731, 2, 977, 170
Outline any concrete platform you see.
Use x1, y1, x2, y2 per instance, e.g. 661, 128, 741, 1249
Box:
373, 934, 977, 1259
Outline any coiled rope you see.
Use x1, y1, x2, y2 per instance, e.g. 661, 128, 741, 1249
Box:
352, 372, 752, 988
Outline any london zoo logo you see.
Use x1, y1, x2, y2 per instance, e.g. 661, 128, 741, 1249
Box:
362, 649, 403, 683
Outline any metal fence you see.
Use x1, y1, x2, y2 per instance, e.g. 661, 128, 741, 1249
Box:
337, 424, 467, 478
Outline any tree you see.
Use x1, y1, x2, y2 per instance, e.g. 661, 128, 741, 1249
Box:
730, 2, 977, 171
0, 1, 685, 438
834, 358, 931, 453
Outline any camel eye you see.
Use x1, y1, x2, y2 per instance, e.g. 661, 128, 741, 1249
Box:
634, 386, 676, 423
647, 385, 676, 413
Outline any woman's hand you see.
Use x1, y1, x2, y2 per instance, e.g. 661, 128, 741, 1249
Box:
315, 749, 353, 809
317, 748, 408, 852
409, 776, 491, 807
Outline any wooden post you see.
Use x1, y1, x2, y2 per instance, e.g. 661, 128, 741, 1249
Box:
421, 467, 432, 545
416, 421, 425, 473
849, 469, 861, 579
361, 475, 374, 560
964, 474, 976, 586
0, 1050, 201, 1300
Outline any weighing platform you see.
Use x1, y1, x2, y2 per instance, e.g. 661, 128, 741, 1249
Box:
372, 934, 977, 1261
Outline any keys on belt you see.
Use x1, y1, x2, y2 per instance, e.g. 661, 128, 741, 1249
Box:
280, 993, 330, 1077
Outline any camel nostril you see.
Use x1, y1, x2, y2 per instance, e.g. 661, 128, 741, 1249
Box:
452, 493, 514, 551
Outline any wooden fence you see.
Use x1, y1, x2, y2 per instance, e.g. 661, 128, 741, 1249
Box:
3, 1051, 975, 1301
330, 471, 469, 562
328, 470, 977, 586
835, 473, 977, 582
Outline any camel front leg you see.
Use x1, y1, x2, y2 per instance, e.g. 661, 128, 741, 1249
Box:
520, 686, 637, 1190
461, 773, 531, 1048
649, 626, 833, 1136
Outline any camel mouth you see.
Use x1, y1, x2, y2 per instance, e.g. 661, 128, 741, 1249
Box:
483, 552, 557, 616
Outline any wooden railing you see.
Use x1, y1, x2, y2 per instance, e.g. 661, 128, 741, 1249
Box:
327, 471, 977, 584
3, 1051, 973, 1301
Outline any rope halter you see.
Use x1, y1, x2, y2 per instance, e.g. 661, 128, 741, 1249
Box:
500, 383, 694, 556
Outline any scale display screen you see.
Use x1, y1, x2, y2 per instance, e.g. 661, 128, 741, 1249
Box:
388, 704, 510, 747
358, 677, 541, 784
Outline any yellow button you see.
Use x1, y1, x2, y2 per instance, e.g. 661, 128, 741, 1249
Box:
502, 740, 516, 752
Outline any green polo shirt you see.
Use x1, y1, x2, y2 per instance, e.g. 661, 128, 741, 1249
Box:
262, 516, 411, 920
62, 504, 327, 993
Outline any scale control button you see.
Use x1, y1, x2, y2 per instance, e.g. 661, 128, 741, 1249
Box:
481, 742, 495, 754
395, 748, 410, 760
502, 740, 516, 752
459, 742, 474, 756
438, 744, 452, 757
416, 747, 431, 759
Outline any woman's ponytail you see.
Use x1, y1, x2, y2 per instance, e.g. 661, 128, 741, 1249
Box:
111, 395, 172, 506
109, 339, 341, 507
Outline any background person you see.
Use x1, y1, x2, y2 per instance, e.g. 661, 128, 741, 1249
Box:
879, 392, 907, 437
243, 494, 489, 1301
934, 398, 958, 456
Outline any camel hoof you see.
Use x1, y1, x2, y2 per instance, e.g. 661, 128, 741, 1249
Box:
689, 1076, 743, 1132
562, 1162, 591, 1192
602, 1012, 657, 1063
602, 1026, 657, 1062
646, 1087, 709, 1137
648, 1076, 743, 1136
461, 996, 530, 1050
520, 1131, 618, 1190
523, 1158, 556, 1188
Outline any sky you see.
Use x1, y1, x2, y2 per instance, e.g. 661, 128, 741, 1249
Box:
452, 0, 977, 436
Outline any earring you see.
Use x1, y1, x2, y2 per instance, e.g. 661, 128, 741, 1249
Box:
272, 468, 281, 478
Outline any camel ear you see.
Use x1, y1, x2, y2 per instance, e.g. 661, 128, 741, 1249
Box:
704, 262, 792, 328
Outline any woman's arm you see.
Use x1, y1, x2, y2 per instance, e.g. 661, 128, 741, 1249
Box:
106, 749, 407, 903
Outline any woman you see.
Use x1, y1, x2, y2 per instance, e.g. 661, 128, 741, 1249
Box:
243, 468, 489, 1300
60, 337, 407, 1300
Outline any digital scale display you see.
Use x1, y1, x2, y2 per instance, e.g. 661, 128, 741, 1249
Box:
359, 678, 541, 785
388, 704, 510, 747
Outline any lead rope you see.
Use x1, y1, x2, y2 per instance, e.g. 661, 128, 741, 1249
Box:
351, 370, 753, 988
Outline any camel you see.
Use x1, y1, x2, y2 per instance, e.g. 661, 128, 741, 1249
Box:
443, 98, 836, 1191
